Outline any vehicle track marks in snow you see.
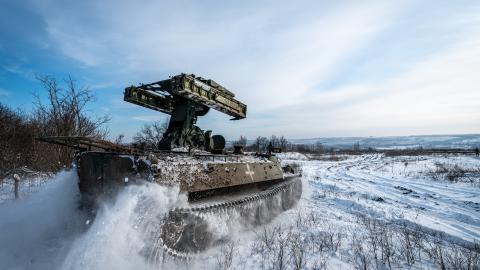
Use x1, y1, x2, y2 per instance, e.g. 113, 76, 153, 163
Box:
305, 154, 480, 244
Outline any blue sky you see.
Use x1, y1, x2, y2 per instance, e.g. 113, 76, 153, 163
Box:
1, 0, 479, 140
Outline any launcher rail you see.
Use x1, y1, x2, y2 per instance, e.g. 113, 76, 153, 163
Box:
36, 136, 144, 155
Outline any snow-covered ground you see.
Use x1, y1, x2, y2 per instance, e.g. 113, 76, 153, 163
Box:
0, 153, 479, 269
300, 154, 480, 244
218, 153, 480, 269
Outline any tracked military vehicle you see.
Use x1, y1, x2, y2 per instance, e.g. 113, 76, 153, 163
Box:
39, 73, 302, 258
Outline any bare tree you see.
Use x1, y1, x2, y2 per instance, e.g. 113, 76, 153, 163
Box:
0, 104, 33, 175
133, 120, 169, 149
33, 75, 110, 138
234, 135, 247, 147
114, 134, 125, 144
353, 142, 361, 152
0, 75, 110, 173
314, 141, 324, 153
279, 136, 289, 151
32, 75, 110, 169
255, 136, 268, 152
270, 135, 279, 148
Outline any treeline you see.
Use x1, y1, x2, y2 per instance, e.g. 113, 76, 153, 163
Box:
231, 136, 373, 154
232, 135, 288, 152
231, 135, 331, 153
0, 76, 109, 176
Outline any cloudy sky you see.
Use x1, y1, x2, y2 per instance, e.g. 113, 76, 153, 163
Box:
1, 0, 479, 140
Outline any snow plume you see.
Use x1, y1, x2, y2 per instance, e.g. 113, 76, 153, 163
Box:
0, 170, 83, 270
0, 166, 302, 270
0, 170, 186, 270
62, 182, 181, 270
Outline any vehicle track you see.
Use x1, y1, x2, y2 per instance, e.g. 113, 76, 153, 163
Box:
144, 177, 302, 260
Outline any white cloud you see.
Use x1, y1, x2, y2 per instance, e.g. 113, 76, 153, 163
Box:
2, 63, 35, 80
0, 88, 10, 96
28, 0, 480, 138
131, 115, 168, 122
30, 1, 402, 108
263, 20, 480, 137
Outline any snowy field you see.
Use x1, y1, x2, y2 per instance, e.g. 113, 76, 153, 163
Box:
0, 153, 479, 269
299, 154, 480, 245
216, 153, 480, 270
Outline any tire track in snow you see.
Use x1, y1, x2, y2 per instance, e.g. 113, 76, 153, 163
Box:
306, 154, 480, 244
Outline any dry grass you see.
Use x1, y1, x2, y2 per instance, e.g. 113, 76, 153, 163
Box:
230, 211, 480, 270
428, 162, 480, 184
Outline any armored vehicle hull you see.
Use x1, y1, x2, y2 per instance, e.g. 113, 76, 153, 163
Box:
74, 149, 302, 257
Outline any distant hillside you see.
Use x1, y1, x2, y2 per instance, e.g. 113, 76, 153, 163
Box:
290, 134, 480, 150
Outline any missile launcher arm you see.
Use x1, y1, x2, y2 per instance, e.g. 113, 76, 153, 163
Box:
124, 74, 246, 120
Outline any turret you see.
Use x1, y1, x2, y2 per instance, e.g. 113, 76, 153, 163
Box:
124, 74, 247, 152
